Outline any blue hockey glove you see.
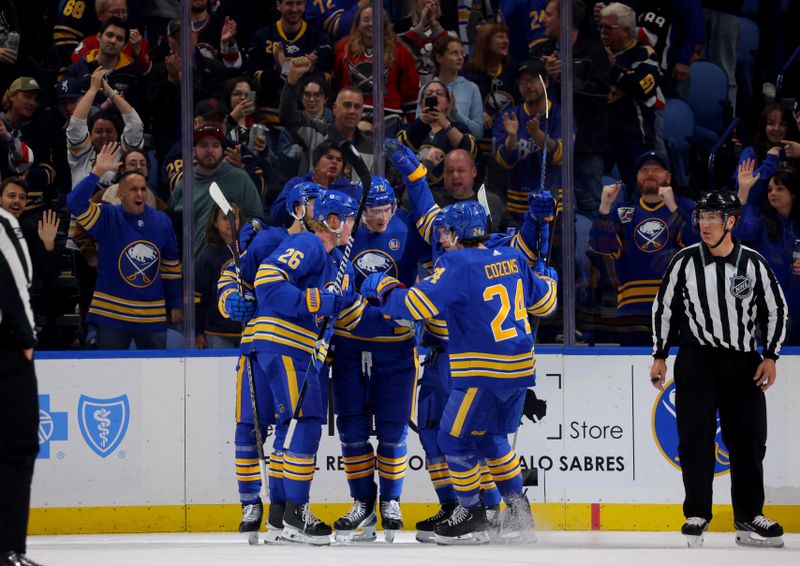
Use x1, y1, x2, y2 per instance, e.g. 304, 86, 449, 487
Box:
534, 261, 558, 285
238, 218, 265, 252
225, 291, 256, 322
361, 273, 405, 306
528, 190, 555, 224
383, 138, 426, 179
305, 288, 348, 317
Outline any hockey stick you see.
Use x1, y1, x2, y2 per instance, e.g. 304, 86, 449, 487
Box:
284, 138, 373, 447
209, 181, 269, 498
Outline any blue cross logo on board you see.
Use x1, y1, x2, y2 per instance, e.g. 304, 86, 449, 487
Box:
38, 395, 68, 459
652, 380, 730, 475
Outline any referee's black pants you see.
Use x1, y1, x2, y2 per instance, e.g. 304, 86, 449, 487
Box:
673, 345, 766, 524
0, 349, 39, 554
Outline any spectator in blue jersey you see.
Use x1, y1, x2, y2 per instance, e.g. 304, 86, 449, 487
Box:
304, 0, 360, 41
494, 60, 563, 221
600, 2, 664, 198
534, 0, 610, 216
248, 0, 333, 130
68, 141, 182, 350
169, 126, 264, 259
735, 103, 800, 209
589, 150, 696, 345
430, 35, 484, 139
397, 80, 477, 189
182, 0, 243, 70
65, 17, 143, 109
0, 77, 56, 213
498, 0, 549, 62
195, 201, 243, 349
735, 168, 800, 344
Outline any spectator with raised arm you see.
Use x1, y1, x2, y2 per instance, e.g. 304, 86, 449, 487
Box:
398, 0, 451, 87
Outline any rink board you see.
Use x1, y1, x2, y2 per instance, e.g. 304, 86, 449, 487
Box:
29, 348, 800, 534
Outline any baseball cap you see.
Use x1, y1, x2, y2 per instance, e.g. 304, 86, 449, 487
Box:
193, 125, 225, 145
195, 98, 225, 119
635, 150, 670, 171
517, 59, 548, 79
7, 77, 44, 94
167, 18, 181, 36
55, 77, 85, 100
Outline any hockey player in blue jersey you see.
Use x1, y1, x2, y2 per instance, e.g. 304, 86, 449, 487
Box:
249, 188, 380, 545
217, 181, 322, 543
384, 139, 553, 540
329, 175, 431, 543
362, 201, 557, 545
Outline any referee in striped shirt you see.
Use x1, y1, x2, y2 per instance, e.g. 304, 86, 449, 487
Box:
0, 203, 43, 565
649, 191, 787, 547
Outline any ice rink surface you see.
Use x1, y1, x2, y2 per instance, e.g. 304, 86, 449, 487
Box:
27, 531, 800, 566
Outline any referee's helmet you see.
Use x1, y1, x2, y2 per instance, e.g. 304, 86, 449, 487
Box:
693, 190, 741, 227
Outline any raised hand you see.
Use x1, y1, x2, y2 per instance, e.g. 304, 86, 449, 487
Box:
92, 142, 122, 177
599, 182, 623, 214
736, 158, 760, 204
37, 209, 61, 252
225, 291, 256, 322
502, 111, 519, 138
90, 67, 106, 92
528, 190, 555, 223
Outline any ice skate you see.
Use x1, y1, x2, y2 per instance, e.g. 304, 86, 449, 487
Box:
334, 497, 377, 543
263, 501, 286, 544
498, 493, 536, 544
681, 517, 708, 548
434, 504, 490, 545
734, 515, 784, 548
280, 501, 332, 545
238, 501, 262, 545
415, 500, 458, 543
485, 504, 502, 542
0, 552, 45, 566
379, 499, 403, 543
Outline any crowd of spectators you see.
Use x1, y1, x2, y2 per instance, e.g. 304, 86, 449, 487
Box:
0, 0, 798, 350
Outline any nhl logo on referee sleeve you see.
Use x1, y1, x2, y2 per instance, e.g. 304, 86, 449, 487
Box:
729, 274, 753, 299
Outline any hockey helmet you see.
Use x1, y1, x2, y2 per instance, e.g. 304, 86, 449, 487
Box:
692, 190, 741, 226
313, 189, 358, 224
442, 200, 487, 240
365, 176, 397, 207
286, 181, 323, 218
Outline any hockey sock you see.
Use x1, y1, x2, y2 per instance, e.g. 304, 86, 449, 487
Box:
337, 414, 377, 500
426, 457, 457, 503
376, 419, 408, 500
478, 460, 502, 507
444, 454, 482, 508
235, 422, 262, 503
485, 448, 523, 499
268, 451, 286, 503
283, 418, 322, 504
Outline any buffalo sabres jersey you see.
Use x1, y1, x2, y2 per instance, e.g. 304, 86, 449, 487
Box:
67, 172, 181, 331
305, 0, 359, 40
334, 210, 431, 351
463, 64, 518, 154
381, 246, 556, 391
251, 231, 363, 358
493, 100, 563, 216
218, 225, 289, 353
589, 196, 697, 316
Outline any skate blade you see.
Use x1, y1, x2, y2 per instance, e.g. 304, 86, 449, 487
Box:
263, 526, 285, 545
735, 531, 784, 548
334, 526, 377, 543
245, 531, 259, 545
279, 526, 331, 546
434, 530, 490, 546
415, 530, 435, 544
686, 535, 704, 548
384, 529, 400, 543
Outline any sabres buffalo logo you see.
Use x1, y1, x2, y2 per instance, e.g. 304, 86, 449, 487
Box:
634, 218, 670, 253
353, 249, 398, 282
118, 240, 160, 288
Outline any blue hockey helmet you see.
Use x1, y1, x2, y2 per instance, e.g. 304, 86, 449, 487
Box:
313, 189, 358, 224
286, 181, 323, 218
442, 200, 487, 240
365, 176, 396, 207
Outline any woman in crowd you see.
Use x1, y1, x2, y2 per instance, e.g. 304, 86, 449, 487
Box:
430, 35, 483, 139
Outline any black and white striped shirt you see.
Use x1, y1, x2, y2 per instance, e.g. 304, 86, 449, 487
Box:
0, 207, 36, 350
652, 239, 787, 359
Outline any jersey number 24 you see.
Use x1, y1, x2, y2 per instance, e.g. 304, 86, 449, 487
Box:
483, 279, 531, 342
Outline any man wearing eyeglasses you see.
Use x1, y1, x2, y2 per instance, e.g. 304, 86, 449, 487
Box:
599, 2, 664, 199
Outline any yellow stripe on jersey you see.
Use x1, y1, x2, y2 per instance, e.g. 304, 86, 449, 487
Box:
511, 233, 537, 265
282, 356, 301, 418
416, 205, 441, 242
76, 202, 102, 231
450, 387, 478, 437
255, 264, 289, 286
527, 278, 557, 316
405, 288, 438, 319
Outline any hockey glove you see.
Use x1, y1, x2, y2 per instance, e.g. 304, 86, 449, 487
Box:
225, 291, 256, 322
534, 261, 558, 285
383, 138, 427, 181
238, 218, 265, 252
361, 273, 405, 306
527, 190, 556, 224
305, 288, 348, 317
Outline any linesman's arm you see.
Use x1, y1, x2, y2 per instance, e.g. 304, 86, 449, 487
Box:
651, 251, 688, 359
753, 255, 788, 360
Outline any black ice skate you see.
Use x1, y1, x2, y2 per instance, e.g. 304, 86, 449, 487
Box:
379, 499, 403, 543
415, 500, 459, 543
681, 517, 709, 548
498, 493, 536, 544
263, 501, 286, 544
734, 515, 784, 548
238, 501, 263, 545
433, 504, 490, 545
0, 552, 45, 566
334, 497, 377, 543
280, 501, 332, 545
